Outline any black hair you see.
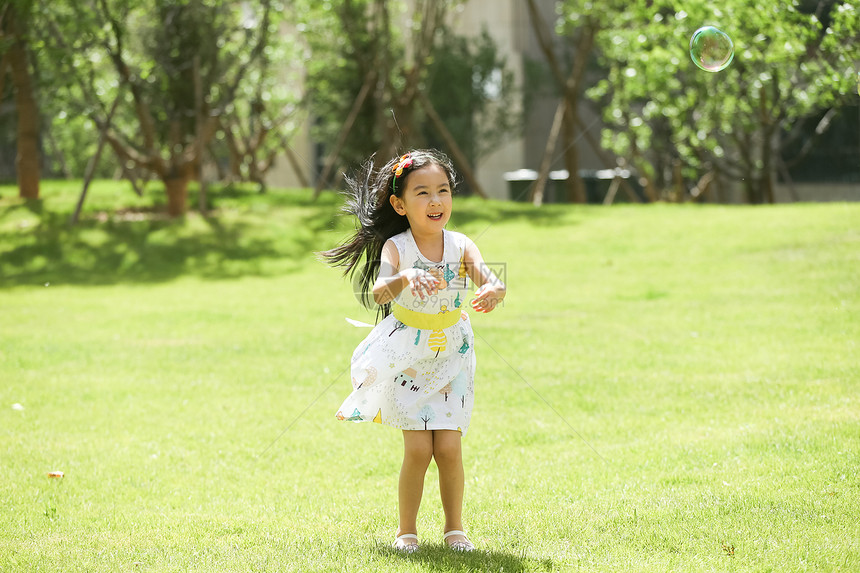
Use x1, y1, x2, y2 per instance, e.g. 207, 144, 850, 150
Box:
319, 149, 459, 319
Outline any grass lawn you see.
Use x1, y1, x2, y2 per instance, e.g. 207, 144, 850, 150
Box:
1, 180, 858, 572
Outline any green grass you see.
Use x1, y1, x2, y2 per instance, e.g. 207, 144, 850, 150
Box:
1, 180, 858, 572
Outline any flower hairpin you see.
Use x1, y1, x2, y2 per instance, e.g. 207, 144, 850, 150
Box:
392, 153, 414, 195
393, 153, 413, 178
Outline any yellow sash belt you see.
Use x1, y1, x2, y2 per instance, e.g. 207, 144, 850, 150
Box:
392, 303, 462, 330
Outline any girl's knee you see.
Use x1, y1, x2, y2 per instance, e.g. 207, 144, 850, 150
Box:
403, 435, 433, 467
432, 435, 462, 466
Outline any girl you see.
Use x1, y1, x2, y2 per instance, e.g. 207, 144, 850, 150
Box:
321, 149, 506, 553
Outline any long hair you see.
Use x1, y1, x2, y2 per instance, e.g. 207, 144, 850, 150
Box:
319, 149, 459, 319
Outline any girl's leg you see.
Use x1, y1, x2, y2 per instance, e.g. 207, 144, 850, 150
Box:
397, 430, 433, 541
432, 430, 467, 543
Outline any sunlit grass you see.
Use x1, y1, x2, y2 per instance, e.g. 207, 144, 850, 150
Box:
1, 181, 858, 571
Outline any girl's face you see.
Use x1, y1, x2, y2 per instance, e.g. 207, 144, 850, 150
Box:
389, 163, 452, 233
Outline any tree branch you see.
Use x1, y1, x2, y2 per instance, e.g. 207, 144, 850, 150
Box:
104, 130, 162, 176
314, 69, 377, 196
530, 97, 565, 205
418, 90, 487, 199
94, 0, 162, 168
220, 0, 273, 111
70, 87, 125, 225
281, 138, 310, 188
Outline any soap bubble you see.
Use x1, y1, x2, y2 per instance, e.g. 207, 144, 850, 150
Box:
690, 26, 734, 72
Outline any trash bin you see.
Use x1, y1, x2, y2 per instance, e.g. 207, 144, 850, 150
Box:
505, 168, 643, 203
578, 169, 610, 203
546, 170, 568, 204
504, 169, 569, 203
578, 168, 642, 204
503, 169, 538, 202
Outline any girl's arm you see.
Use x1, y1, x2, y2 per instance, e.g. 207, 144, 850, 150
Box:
464, 239, 506, 313
372, 239, 440, 305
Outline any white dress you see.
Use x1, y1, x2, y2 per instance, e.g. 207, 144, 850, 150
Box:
335, 228, 477, 435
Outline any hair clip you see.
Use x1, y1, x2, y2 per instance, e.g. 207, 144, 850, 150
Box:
393, 153, 413, 178
391, 153, 414, 195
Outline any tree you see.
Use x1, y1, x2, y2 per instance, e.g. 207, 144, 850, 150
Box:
38, 0, 285, 216
298, 0, 450, 187
215, 6, 305, 193
580, 0, 860, 203
0, 0, 40, 199
297, 0, 517, 196
438, 381, 452, 402
418, 404, 435, 430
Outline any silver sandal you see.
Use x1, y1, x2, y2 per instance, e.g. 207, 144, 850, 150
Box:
443, 530, 475, 552
393, 533, 419, 553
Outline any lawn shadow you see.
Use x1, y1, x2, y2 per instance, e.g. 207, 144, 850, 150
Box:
450, 200, 574, 230
374, 542, 554, 573
0, 189, 342, 288
0, 183, 593, 289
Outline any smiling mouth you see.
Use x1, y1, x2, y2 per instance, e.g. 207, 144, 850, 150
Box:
428, 213, 443, 221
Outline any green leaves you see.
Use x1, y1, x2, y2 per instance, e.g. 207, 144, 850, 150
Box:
560, 0, 860, 201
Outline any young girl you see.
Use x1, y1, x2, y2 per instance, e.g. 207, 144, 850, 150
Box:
321, 149, 506, 553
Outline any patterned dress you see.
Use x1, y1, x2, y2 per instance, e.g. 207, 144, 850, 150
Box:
335, 228, 477, 435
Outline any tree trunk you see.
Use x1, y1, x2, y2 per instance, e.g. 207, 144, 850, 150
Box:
6, 7, 40, 200
531, 97, 565, 205
164, 176, 189, 217
561, 107, 586, 203
70, 89, 125, 226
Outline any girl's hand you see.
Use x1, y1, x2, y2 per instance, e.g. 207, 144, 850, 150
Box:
471, 283, 506, 313
402, 268, 440, 300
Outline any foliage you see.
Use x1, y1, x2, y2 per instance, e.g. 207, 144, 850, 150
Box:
559, 0, 860, 202
296, 0, 520, 173
37, 0, 224, 166
1, 180, 859, 570
211, 3, 304, 189
30, 0, 301, 210
26, 1, 115, 178
294, 0, 382, 168
424, 25, 520, 164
